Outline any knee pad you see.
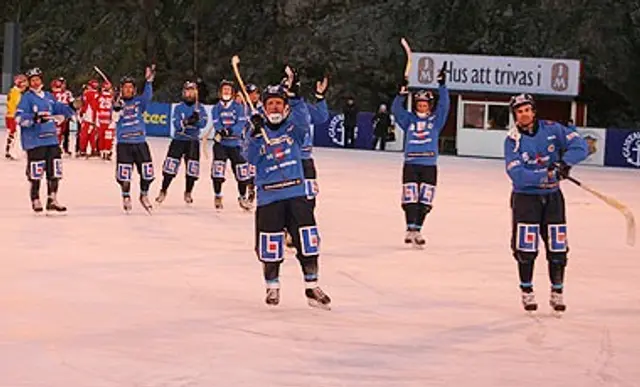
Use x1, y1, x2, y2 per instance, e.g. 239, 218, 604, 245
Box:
547, 253, 568, 267
119, 181, 131, 192
186, 160, 200, 178
305, 179, 319, 200
515, 223, 540, 253
547, 224, 568, 253
401, 183, 419, 204
116, 163, 133, 182
419, 183, 436, 206
258, 231, 285, 262
28, 160, 46, 181
235, 163, 251, 181
211, 160, 226, 179
141, 162, 155, 181
162, 157, 180, 176
298, 225, 320, 257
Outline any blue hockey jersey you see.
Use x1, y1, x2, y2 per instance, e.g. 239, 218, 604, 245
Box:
301, 99, 329, 160
172, 102, 208, 141
15, 90, 75, 150
115, 82, 153, 144
504, 120, 589, 194
212, 100, 247, 147
244, 98, 310, 207
392, 85, 450, 166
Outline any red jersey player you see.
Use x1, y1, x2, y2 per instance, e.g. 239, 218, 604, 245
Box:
78, 79, 100, 157
51, 77, 74, 156
96, 81, 115, 160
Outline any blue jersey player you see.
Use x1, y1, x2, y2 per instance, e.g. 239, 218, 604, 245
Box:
112, 66, 155, 213
156, 81, 208, 205
210, 80, 251, 211
15, 67, 76, 213
392, 64, 450, 247
504, 94, 588, 313
244, 84, 331, 310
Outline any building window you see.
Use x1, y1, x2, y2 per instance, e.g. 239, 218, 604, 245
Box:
462, 101, 512, 130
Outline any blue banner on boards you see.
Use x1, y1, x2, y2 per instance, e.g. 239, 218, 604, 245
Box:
313, 111, 376, 149
604, 129, 640, 168
143, 102, 172, 137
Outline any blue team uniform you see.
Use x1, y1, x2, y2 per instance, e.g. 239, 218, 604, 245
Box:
392, 85, 450, 166
504, 120, 588, 194
172, 102, 208, 141
15, 90, 75, 150
245, 98, 310, 207
211, 100, 247, 147
116, 82, 153, 144
301, 99, 329, 160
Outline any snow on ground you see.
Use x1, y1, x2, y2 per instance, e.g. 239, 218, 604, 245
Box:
1, 136, 639, 387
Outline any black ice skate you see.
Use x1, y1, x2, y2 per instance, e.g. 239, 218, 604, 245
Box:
31, 198, 44, 213
247, 184, 256, 203
214, 196, 223, 210
184, 192, 194, 204
521, 290, 538, 312
404, 230, 414, 244
139, 194, 153, 214
155, 190, 167, 204
413, 232, 426, 246
46, 196, 67, 213
122, 196, 132, 213
305, 287, 331, 310
238, 196, 253, 211
5, 152, 16, 160
550, 291, 566, 312
265, 288, 280, 306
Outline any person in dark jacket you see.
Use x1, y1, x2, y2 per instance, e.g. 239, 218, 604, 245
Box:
342, 95, 358, 148
372, 103, 392, 150
196, 76, 209, 104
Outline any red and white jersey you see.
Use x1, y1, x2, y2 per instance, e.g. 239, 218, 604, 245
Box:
96, 91, 114, 125
52, 89, 73, 104
81, 88, 100, 124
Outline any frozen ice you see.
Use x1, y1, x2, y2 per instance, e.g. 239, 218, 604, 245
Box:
1, 135, 639, 386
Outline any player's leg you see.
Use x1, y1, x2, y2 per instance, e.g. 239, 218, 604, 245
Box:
286, 197, 330, 309
183, 139, 200, 204
541, 190, 569, 312
211, 142, 227, 209
414, 165, 438, 245
78, 121, 90, 156
247, 163, 256, 204
115, 143, 135, 211
401, 163, 422, 244
511, 192, 544, 311
229, 146, 251, 210
62, 120, 71, 156
89, 124, 99, 157
255, 201, 287, 305
25, 147, 46, 212
134, 142, 155, 212
157, 139, 183, 203
43, 145, 66, 212
302, 158, 318, 210
5, 117, 17, 159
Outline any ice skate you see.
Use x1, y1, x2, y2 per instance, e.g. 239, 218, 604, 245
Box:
549, 291, 566, 313
139, 194, 153, 214
214, 196, 223, 210
122, 196, 132, 213
247, 184, 256, 203
155, 190, 167, 204
105, 151, 113, 161
184, 192, 194, 205
46, 196, 67, 214
521, 290, 538, 312
305, 287, 331, 310
238, 195, 253, 211
265, 288, 280, 306
31, 198, 43, 213
5, 152, 16, 160
412, 232, 426, 247
404, 230, 415, 244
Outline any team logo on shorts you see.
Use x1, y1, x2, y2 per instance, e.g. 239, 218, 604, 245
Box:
305, 179, 319, 199
402, 183, 419, 204
249, 164, 256, 177
548, 224, 568, 252
259, 232, 285, 262
29, 161, 46, 180
299, 226, 320, 256
117, 164, 133, 181
236, 163, 250, 181
163, 157, 180, 175
517, 224, 540, 252
419, 183, 435, 205
142, 162, 155, 180
187, 160, 200, 177
212, 161, 226, 178
53, 159, 63, 178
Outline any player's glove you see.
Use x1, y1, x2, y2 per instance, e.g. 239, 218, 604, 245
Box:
284, 66, 301, 98
250, 113, 264, 137
219, 128, 233, 137
315, 76, 329, 101
113, 99, 124, 112
33, 113, 51, 124
437, 62, 447, 86
399, 79, 409, 95
549, 161, 571, 181
184, 111, 200, 126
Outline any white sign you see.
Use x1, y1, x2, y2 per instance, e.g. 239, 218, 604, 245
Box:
576, 127, 606, 166
409, 53, 581, 96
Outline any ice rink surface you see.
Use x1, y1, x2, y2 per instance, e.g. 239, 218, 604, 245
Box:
1, 136, 639, 387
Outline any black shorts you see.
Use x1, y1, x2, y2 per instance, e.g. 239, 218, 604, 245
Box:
401, 163, 437, 207
26, 145, 62, 181
212, 143, 250, 181
255, 196, 319, 263
511, 190, 568, 256
163, 139, 200, 178
116, 142, 154, 182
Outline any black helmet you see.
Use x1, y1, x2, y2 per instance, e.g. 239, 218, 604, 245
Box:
219, 79, 235, 90
120, 75, 136, 87
26, 67, 43, 79
261, 85, 288, 104
414, 90, 435, 103
246, 83, 259, 93
183, 80, 197, 90
510, 93, 535, 111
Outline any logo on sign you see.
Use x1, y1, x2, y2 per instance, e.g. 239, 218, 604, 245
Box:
551, 63, 569, 92
328, 114, 345, 146
143, 111, 168, 125
622, 131, 640, 167
418, 56, 435, 84
580, 130, 600, 160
